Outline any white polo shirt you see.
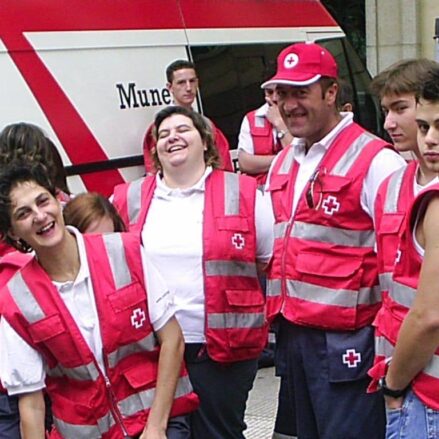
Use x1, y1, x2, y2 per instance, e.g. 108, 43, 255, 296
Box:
141, 167, 274, 343
0, 227, 174, 395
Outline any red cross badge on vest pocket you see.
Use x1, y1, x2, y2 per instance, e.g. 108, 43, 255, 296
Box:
342, 348, 361, 368
131, 307, 146, 329
232, 233, 245, 250
322, 195, 340, 216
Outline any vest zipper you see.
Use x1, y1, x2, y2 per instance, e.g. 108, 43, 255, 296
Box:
103, 358, 130, 437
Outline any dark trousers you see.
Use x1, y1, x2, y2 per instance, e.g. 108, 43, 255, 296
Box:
278, 318, 385, 439
184, 344, 258, 439
0, 394, 20, 439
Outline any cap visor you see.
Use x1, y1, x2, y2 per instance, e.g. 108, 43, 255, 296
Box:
261, 74, 321, 89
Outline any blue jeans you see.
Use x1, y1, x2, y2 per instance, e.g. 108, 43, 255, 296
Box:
386, 390, 439, 439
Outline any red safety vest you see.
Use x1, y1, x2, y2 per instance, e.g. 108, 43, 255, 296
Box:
113, 170, 268, 362
369, 161, 416, 379
369, 183, 439, 410
266, 122, 388, 330
143, 119, 233, 174
1, 233, 198, 438
246, 109, 281, 185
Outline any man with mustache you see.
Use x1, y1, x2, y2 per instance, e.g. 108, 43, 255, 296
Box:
264, 42, 406, 438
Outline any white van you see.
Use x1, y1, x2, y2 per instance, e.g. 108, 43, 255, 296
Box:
0, 0, 379, 194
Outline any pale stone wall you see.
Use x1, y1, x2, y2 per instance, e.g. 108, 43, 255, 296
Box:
419, 0, 439, 60
366, 0, 421, 76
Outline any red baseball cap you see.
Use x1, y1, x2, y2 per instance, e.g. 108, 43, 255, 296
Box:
261, 42, 338, 88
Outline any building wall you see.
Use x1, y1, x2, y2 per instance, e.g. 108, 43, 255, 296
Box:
420, 0, 439, 59
366, 0, 439, 76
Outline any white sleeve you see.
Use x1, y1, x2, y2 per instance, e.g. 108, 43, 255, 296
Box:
361, 148, 407, 218
255, 189, 275, 263
237, 116, 255, 154
0, 318, 46, 396
141, 248, 176, 332
264, 149, 283, 192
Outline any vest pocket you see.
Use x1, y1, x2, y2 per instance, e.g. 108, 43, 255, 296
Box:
294, 252, 364, 328
107, 281, 146, 313
326, 325, 374, 382
216, 216, 249, 232
123, 362, 158, 389
28, 314, 66, 342
295, 251, 363, 284
379, 213, 405, 235
222, 289, 267, 350
51, 392, 102, 438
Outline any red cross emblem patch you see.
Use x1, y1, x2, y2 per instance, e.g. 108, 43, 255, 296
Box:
342, 349, 361, 368
232, 233, 245, 250
130, 307, 146, 329
322, 195, 340, 216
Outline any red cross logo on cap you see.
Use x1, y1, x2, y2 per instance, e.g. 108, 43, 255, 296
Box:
232, 233, 245, 250
284, 53, 299, 69
322, 195, 340, 216
131, 307, 146, 329
342, 349, 362, 368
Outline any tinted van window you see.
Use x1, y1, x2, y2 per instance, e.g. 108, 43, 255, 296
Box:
192, 38, 381, 149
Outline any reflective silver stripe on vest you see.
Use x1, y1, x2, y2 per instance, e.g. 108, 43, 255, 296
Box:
291, 221, 375, 248
378, 272, 393, 293
266, 279, 281, 297
224, 172, 240, 216
285, 279, 380, 307
126, 177, 144, 224
388, 280, 416, 308
278, 147, 295, 175
274, 222, 289, 239
7, 272, 45, 323
205, 260, 257, 278
332, 132, 376, 176
383, 166, 406, 213
107, 333, 158, 369
54, 411, 115, 439
207, 312, 265, 329
422, 354, 439, 379
48, 361, 100, 382
102, 233, 132, 289
118, 375, 193, 418
375, 335, 394, 358
255, 115, 265, 128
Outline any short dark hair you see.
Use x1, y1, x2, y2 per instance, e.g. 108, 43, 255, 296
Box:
337, 78, 354, 110
370, 58, 438, 99
63, 192, 126, 233
152, 106, 219, 170
166, 59, 196, 83
0, 123, 70, 194
0, 161, 57, 252
418, 65, 439, 103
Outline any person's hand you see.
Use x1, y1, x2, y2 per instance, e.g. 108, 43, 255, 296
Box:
384, 395, 404, 410
139, 425, 167, 439
265, 100, 284, 130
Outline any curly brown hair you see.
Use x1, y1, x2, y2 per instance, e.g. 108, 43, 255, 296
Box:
0, 123, 69, 194
0, 161, 57, 252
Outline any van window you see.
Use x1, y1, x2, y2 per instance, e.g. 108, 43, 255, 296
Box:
191, 38, 381, 149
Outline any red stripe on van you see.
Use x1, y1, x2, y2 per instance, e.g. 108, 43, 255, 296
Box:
1, 31, 124, 195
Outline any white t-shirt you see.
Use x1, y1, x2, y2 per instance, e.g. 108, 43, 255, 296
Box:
0, 227, 174, 395
141, 167, 274, 343
266, 113, 407, 218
